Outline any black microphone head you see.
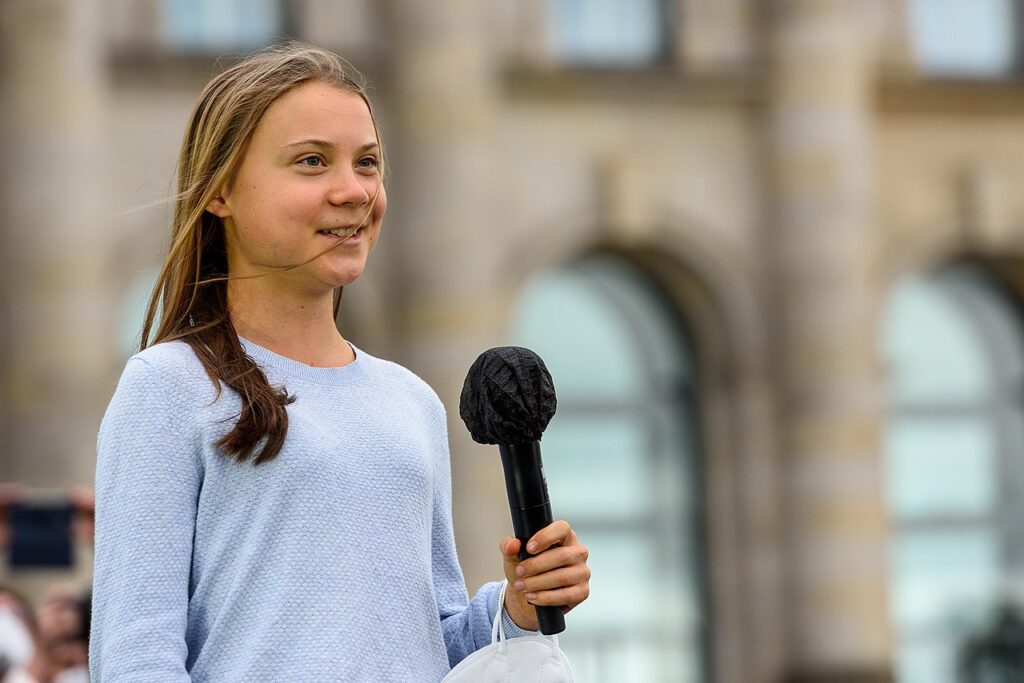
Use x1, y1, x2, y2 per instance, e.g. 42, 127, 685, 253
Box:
459, 346, 557, 445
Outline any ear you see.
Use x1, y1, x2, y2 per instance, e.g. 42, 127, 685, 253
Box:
205, 191, 231, 218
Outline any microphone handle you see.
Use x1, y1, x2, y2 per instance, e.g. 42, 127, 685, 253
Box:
499, 442, 566, 635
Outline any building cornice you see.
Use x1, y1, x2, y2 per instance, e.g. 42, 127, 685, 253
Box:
500, 65, 763, 108
878, 76, 1024, 115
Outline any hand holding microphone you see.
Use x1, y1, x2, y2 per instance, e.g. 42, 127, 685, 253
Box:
459, 347, 591, 635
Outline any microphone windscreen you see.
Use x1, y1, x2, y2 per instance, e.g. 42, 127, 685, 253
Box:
459, 346, 557, 445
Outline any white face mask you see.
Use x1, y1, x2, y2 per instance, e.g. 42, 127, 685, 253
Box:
0, 605, 35, 667
442, 581, 574, 683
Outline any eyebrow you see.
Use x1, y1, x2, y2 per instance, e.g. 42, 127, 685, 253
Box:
280, 139, 379, 152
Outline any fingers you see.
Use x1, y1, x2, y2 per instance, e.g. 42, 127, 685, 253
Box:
499, 537, 521, 557
514, 541, 588, 578
523, 520, 573, 555
498, 522, 591, 624
512, 564, 590, 595
519, 581, 590, 609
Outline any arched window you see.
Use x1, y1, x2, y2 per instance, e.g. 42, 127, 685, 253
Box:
881, 265, 1024, 682
510, 254, 708, 682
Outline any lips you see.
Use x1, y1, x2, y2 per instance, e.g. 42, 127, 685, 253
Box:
317, 224, 361, 238
318, 226, 365, 244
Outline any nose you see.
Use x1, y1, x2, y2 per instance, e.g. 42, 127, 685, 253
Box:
326, 169, 371, 207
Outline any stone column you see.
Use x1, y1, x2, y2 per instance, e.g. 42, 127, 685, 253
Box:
680, 0, 755, 71
765, 1, 892, 679
379, 0, 511, 592
0, 0, 108, 595
0, 0, 108, 486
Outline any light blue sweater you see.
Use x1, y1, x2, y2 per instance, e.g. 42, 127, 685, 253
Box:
90, 337, 531, 682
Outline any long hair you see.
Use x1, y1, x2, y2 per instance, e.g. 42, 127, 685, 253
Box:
140, 41, 385, 465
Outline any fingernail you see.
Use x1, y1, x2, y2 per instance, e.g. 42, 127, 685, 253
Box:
527, 542, 538, 553
527, 593, 538, 600
516, 565, 525, 577
514, 580, 525, 591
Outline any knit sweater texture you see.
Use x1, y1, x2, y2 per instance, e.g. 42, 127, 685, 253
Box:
90, 337, 531, 682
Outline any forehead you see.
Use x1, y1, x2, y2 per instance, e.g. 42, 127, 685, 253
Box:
253, 81, 375, 146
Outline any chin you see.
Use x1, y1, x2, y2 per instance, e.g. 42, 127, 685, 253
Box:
323, 265, 366, 288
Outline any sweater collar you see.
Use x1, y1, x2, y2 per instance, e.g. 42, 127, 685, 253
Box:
238, 336, 369, 386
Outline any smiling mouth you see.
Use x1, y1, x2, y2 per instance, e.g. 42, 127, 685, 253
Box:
317, 226, 365, 243
318, 225, 362, 239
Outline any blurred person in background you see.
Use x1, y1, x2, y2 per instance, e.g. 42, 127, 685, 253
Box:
0, 484, 93, 683
89, 40, 589, 681
0, 586, 36, 679
1, 587, 89, 683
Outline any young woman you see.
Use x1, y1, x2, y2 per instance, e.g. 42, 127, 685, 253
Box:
90, 41, 590, 681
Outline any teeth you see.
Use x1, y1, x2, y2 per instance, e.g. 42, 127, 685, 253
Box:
325, 227, 359, 237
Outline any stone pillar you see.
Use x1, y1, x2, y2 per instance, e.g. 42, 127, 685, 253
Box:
0, 0, 107, 595
379, 0, 510, 592
0, 0, 108, 486
765, 1, 892, 679
680, 0, 755, 71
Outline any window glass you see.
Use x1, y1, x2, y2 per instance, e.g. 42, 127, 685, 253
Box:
541, 416, 652, 519
160, 0, 283, 51
890, 529, 1000, 630
881, 266, 1024, 682
117, 267, 161, 359
908, 0, 1017, 76
884, 417, 997, 519
516, 268, 648, 402
882, 275, 990, 404
548, 0, 667, 65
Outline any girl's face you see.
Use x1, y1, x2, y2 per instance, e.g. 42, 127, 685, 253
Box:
208, 80, 386, 293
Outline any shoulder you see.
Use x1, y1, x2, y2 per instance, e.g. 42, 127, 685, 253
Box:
131, 339, 206, 378
99, 342, 208, 478
114, 340, 218, 407
357, 347, 447, 417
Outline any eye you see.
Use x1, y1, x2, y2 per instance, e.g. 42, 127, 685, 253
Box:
357, 156, 379, 170
298, 155, 325, 168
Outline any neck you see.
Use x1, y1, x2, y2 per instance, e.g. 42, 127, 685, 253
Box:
227, 276, 353, 367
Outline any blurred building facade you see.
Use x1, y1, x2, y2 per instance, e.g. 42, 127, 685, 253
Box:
3, 1, 1024, 681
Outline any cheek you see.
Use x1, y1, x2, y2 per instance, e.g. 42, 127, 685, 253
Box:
240, 170, 317, 220
246, 188, 315, 239
371, 197, 386, 238
262, 185, 312, 222
288, 183, 327, 217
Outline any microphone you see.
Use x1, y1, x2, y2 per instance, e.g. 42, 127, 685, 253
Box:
459, 346, 565, 635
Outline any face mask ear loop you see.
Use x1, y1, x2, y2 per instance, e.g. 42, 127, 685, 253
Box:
494, 580, 509, 653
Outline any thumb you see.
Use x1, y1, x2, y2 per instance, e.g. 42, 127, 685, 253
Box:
499, 537, 521, 559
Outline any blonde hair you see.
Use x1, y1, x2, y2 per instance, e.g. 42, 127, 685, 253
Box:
141, 40, 385, 465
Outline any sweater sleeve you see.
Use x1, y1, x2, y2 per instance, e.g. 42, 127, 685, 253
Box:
89, 357, 203, 682
428, 404, 536, 670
